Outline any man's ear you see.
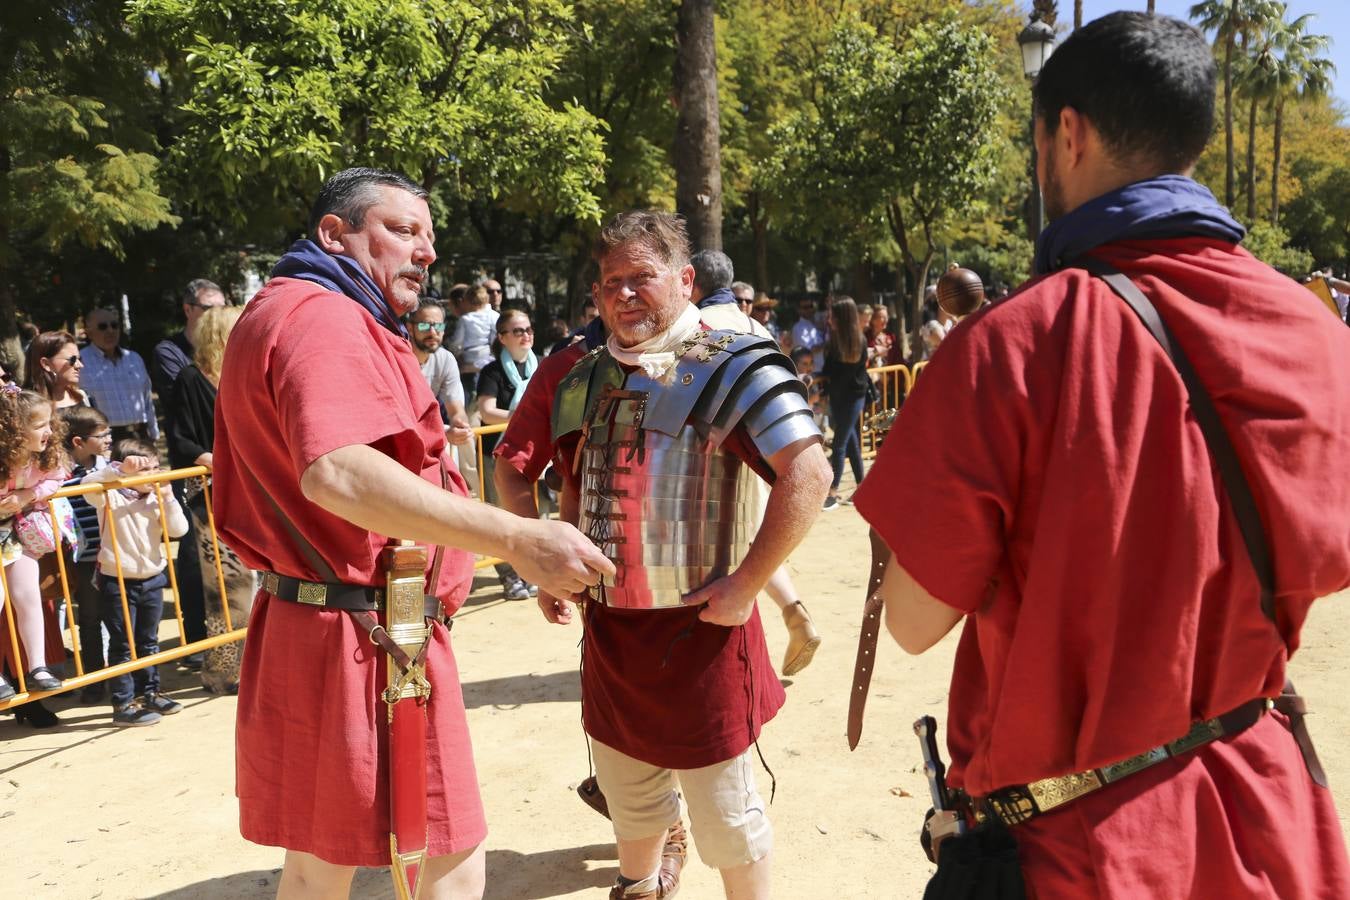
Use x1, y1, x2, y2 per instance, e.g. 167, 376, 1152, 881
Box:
314, 213, 348, 255
677, 263, 695, 299
1057, 106, 1092, 170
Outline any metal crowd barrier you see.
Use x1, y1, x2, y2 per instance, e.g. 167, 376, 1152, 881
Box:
0, 465, 240, 712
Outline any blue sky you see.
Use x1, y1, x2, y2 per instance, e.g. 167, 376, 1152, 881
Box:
1073, 1, 1349, 104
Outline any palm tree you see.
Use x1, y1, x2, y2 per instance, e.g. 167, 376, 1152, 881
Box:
1190, 0, 1282, 210
1245, 6, 1334, 224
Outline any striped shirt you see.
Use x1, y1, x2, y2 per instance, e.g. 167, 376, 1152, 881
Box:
79, 345, 159, 439
65, 457, 108, 562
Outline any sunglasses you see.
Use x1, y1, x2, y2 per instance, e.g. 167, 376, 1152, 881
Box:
94, 321, 120, 331
414, 322, 447, 333
56, 354, 81, 366
499, 327, 533, 337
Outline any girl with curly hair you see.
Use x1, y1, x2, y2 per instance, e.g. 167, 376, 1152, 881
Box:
0, 387, 70, 699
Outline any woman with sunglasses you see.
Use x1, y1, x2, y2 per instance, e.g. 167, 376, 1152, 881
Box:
24, 331, 91, 409
475, 309, 539, 601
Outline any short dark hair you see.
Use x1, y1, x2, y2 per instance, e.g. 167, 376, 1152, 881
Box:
62, 405, 109, 444
592, 210, 691, 270
1034, 12, 1215, 173
414, 298, 445, 316
111, 437, 157, 463
690, 250, 734, 295
183, 278, 223, 307
309, 167, 428, 234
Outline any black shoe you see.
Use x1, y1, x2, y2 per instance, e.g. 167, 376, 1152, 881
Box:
822, 495, 840, 511
26, 666, 62, 692
0, 674, 13, 702
179, 653, 204, 673
112, 703, 162, 727
14, 699, 59, 728
142, 691, 183, 715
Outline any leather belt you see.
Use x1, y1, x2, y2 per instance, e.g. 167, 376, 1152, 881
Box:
979, 694, 1274, 828
262, 571, 441, 620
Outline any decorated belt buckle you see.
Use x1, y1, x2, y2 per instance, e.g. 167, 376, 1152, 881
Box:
1027, 770, 1103, 813
262, 572, 280, 595
1099, 746, 1169, 783
296, 581, 327, 605
1166, 716, 1223, 755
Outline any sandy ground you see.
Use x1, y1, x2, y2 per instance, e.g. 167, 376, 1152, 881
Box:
4, 500, 1348, 900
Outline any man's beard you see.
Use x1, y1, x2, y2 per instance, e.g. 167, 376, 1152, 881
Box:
1041, 142, 1067, 222
613, 298, 682, 348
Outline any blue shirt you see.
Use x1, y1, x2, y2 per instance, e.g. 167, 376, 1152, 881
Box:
79, 345, 159, 438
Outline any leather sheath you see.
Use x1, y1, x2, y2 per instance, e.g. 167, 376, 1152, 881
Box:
847, 528, 892, 750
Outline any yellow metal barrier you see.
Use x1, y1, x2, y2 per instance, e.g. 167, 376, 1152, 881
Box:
860, 363, 912, 458
0, 465, 241, 712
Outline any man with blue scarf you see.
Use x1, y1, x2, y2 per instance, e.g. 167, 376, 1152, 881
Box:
854, 13, 1350, 898
212, 167, 613, 899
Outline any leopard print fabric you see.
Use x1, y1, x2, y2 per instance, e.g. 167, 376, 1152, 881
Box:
192, 507, 255, 695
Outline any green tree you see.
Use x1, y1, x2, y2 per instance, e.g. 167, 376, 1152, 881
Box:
1245, 5, 1333, 225
1243, 219, 1312, 273
128, 0, 607, 243
1190, 0, 1282, 210
0, 0, 178, 376
765, 14, 1008, 350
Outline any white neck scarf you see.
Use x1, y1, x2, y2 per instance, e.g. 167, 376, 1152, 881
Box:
606, 303, 703, 383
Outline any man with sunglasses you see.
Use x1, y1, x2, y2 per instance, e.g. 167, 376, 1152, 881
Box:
480, 277, 504, 312
80, 306, 158, 443
409, 298, 472, 448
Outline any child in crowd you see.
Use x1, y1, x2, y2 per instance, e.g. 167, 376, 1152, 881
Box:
0, 387, 69, 699
61, 405, 113, 702
84, 438, 188, 726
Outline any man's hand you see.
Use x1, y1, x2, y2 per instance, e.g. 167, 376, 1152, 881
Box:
509, 519, 615, 601
682, 570, 760, 627
537, 590, 578, 625
446, 415, 473, 446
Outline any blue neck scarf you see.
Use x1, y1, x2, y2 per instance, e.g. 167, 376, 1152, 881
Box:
271, 239, 411, 340
697, 287, 738, 309
1033, 175, 1245, 276
500, 349, 538, 411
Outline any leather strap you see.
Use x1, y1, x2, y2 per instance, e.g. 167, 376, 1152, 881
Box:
847, 528, 892, 749
1075, 256, 1280, 633
1078, 258, 1326, 785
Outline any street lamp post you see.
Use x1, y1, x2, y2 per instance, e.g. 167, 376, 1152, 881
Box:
1018, 17, 1056, 239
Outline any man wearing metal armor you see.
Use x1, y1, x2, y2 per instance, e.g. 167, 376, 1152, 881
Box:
542, 211, 832, 900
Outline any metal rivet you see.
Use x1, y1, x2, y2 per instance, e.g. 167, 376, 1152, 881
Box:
681, 373, 694, 385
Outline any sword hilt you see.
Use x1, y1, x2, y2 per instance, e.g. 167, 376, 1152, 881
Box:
914, 715, 950, 811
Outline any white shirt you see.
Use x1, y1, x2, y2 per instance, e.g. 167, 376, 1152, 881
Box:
791, 318, 824, 374
419, 347, 466, 412
449, 308, 499, 373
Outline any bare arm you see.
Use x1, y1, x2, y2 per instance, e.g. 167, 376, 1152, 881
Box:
537, 477, 584, 625
477, 395, 510, 425
300, 443, 612, 597
682, 437, 832, 626
878, 554, 963, 654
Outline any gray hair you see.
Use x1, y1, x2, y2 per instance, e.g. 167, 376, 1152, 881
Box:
730, 280, 754, 297
183, 278, 222, 306
690, 250, 734, 295
308, 167, 427, 234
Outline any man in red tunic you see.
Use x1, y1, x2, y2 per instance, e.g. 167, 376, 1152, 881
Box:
544, 211, 832, 900
213, 167, 612, 899
855, 14, 1350, 899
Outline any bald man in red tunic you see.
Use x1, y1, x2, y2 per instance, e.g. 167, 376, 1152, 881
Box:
854, 14, 1350, 899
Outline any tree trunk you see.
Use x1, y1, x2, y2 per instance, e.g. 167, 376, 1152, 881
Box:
673, 0, 723, 252
852, 258, 873, 307
906, 251, 934, 367
1147, 0, 1155, 12
1223, 15, 1236, 209
1074, 1, 1082, 30
752, 199, 769, 293
1246, 92, 1258, 222
1270, 97, 1284, 225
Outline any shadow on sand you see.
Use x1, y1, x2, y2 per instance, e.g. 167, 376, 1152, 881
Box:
460, 669, 581, 710
141, 843, 617, 899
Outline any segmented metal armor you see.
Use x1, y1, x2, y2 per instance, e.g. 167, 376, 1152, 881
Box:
553, 330, 819, 609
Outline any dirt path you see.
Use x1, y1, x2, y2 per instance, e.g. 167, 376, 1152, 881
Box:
4, 506, 1347, 899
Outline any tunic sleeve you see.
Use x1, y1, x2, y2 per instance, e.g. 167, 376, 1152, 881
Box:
269, 301, 420, 474
853, 320, 1026, 613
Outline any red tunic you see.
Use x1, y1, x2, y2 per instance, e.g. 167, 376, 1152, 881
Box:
214, 277, 485, 866
855, 238, 1350, 898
